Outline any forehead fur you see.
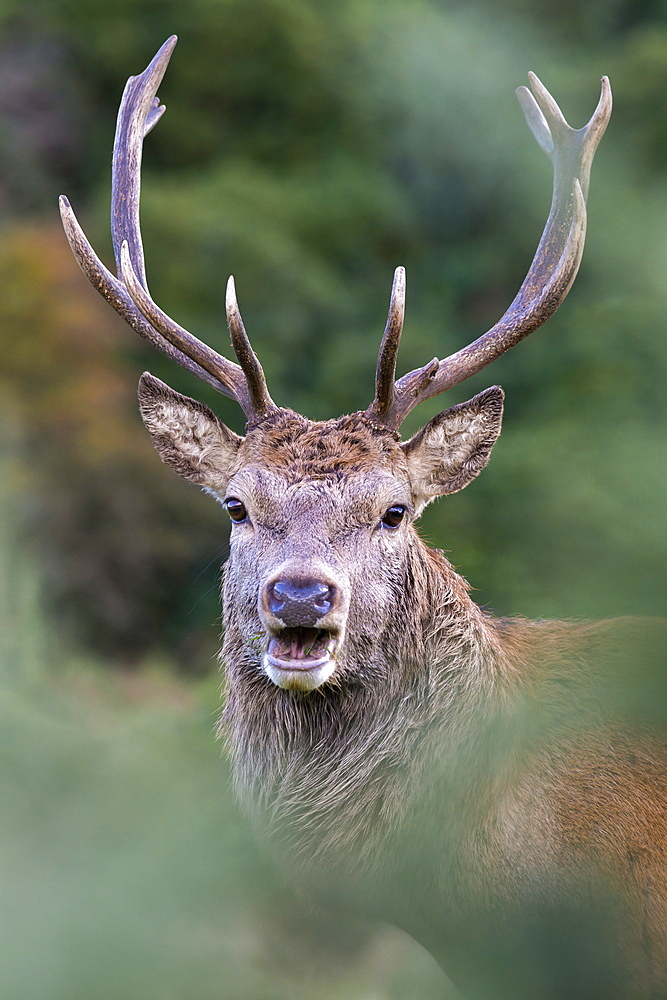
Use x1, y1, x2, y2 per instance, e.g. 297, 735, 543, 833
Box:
241, 410, 405, 483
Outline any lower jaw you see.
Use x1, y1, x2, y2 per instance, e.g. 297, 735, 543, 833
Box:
262, 651, 337, 692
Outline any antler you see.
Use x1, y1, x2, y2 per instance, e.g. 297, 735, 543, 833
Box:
366, 72, 612, 430
59, 36, 278, 424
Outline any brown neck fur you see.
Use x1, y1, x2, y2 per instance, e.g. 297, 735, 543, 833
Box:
221, 530, 508, 864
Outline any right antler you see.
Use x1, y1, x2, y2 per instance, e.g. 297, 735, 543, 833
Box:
59, 35, 278, 425
365, 72, 612, 430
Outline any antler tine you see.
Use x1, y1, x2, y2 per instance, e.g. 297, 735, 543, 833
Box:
367, 267, 406, 423
366, 74, 612, 431
110, 35, 177, 288
61, 36, 277, 422
225, 277, 276, 421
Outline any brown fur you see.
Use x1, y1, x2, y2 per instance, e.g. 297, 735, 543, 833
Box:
138, 373, 667, 999
242, 409, 404, 479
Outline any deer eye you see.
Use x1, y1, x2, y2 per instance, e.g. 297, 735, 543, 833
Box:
381, 505, 406, 529
225, 498, 248, 523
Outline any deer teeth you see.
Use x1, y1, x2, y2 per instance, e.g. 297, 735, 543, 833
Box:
263, 627, 339, 691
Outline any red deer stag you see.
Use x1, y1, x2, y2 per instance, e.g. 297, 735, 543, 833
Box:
60, 37, 667, 1000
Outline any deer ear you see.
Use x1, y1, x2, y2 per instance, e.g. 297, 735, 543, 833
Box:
137, 372, 243, 489
401, 386, 504, 507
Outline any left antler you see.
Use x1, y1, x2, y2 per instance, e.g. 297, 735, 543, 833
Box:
365, 72, 612, 430
60, 36, 279, 425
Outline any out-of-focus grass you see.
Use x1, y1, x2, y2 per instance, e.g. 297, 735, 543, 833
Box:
0, 487, 446, 1000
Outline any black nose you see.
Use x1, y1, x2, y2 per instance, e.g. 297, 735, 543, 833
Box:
265, 577, 336, 627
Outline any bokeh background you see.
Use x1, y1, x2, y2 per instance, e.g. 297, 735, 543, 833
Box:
1, 1, 666, 997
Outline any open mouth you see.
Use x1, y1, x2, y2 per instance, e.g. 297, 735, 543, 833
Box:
263, 627, 338, 691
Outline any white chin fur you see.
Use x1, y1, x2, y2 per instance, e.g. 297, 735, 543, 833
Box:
262, 653, 337, 692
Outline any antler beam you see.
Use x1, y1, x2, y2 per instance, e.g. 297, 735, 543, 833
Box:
60, 35, 277, 424
365, 72, 612, 430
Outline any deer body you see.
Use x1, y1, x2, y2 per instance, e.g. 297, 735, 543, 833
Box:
212, 409, 667, 998
60, 37, 667, 998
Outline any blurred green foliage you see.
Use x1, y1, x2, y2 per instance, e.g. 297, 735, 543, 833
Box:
1, 0, 667, 662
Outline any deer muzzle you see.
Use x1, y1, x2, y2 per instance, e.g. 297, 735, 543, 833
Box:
259, 573, 345, 692
266, 578, 336, 626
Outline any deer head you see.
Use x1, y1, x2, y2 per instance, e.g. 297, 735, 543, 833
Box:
60, 37, 611, 692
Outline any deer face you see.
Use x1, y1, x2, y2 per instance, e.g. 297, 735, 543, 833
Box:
223, 461, 407, 692
138, 374, 503, 691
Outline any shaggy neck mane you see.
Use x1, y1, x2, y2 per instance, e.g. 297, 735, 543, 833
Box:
221, 532, 508, 866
